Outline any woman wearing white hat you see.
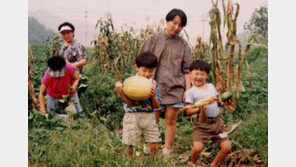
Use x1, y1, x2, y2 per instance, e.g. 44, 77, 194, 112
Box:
58, 22, 87, 74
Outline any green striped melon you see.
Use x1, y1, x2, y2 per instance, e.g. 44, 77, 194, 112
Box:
221, 91, 233, 102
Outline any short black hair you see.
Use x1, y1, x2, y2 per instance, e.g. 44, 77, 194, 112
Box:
166, 9, 187, 27
136, 51, 158, 68
189, 60, 210, 74
48, 56, 66, 71
58, 22, 75, 32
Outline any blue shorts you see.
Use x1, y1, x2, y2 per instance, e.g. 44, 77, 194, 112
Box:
157, 102, 184, 111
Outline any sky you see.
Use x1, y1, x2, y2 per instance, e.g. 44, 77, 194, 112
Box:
28, 0, 267, 46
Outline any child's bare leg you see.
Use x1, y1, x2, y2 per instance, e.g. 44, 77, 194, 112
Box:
211, 140, 231, 167
191, 141, 203, 165
149, 142, 158, 156
127, 145, 133, 158
154, 110, 161, 124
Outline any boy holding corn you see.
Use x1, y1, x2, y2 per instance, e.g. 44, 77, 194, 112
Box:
185, 60, 235, 167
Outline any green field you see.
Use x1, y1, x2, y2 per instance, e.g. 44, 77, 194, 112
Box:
28, 42, 267, 166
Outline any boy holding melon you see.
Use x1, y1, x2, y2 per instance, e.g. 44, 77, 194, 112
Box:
184, 60, 235, 167
115, 51, 161, 157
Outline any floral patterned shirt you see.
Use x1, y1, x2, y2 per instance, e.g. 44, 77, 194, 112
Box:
58, 40, 87, 74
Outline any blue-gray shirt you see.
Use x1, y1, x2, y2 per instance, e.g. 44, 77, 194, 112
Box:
185, 83, 220, 118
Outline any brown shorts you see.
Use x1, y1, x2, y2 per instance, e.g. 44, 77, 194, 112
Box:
193, 114, 228, 143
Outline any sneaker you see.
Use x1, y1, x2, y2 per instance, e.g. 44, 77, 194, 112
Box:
162, 148, 171, 157
143, 144, 150, 155
78, 111, 86, 119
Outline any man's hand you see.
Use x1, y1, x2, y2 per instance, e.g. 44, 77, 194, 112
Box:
150, 84, 156, 98
222, 98, 236, 111
115, 82, 123, 94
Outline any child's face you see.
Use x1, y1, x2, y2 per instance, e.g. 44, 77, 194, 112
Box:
137, 67, 155, 79
190, 69, 208, 87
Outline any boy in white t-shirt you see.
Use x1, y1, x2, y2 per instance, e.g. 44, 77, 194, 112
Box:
185, 60, 234, 167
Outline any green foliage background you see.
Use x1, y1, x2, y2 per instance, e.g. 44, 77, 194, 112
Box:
28, 6, 268, 165
29, 42, 268, 166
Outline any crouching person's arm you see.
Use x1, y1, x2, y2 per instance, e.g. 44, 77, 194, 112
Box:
70, 72, 79, 92
39, 84, 47, 115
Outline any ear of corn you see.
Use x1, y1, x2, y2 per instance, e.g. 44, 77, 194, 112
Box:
179, 96, 217, 113
221, 91, 233, 102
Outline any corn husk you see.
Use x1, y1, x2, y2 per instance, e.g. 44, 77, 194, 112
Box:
179, 96, 217, 113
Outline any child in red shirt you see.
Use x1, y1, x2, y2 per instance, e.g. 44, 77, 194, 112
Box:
39, 56, 85, 118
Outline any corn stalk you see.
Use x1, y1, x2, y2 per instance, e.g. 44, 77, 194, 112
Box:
224, 0, 240, 91
45, 33, 63, 57
28, 45, 39, 110
244, 34, 268, 88
195, 37, 203, 59
209, 2, 226, 93
208, 0, 262, 98
229, 40, 244, 97
92, 17, 162, 82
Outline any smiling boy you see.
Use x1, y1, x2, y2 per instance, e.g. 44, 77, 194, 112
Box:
185, 60, 232, 167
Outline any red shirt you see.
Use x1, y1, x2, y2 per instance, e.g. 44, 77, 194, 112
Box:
41, 64, 76, 99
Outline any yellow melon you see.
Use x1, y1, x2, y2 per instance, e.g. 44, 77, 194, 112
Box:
122, 76, 152, 101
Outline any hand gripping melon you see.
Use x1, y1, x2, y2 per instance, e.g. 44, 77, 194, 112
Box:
122, 76, 152, 101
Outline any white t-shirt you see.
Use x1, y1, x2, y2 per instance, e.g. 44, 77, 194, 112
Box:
185, 83, 220, 118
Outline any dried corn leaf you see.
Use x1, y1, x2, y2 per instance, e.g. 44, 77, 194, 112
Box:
225, 120, 242, 134
200, 151, 212, 158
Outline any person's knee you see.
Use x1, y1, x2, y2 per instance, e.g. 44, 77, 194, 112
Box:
192, 147, 203, 155
192, 143, 203, 154
221, 141, 231, 153
165, 107, 178, 123
165, 118, 176, 126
